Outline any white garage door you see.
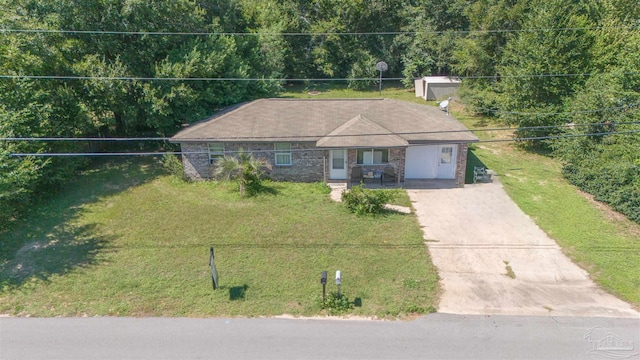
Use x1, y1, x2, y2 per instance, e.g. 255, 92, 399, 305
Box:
405, 145, 457, 179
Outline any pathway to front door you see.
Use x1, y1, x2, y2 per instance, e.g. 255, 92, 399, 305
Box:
408, 178, 638, 317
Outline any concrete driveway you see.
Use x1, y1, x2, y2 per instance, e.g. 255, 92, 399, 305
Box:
408, 179, 639, 318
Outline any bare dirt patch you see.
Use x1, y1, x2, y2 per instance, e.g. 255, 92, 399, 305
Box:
477, 145, 502, 155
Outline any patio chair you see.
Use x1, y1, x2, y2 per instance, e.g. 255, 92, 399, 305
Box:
473, 166, 491, 183
382, 166, 398, 185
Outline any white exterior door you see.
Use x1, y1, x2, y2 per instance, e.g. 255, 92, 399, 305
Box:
437, 145, 457, 179
329, 149, 347, 179
405, 144, 457, 179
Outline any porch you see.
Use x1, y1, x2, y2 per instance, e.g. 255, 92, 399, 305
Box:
327, 178, 458, 190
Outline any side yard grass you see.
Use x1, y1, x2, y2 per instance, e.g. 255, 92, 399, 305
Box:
0, 158, 439, 318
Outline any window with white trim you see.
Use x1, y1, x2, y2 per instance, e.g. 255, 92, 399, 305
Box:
274, 143, 292, 166
440, 147, 453, 164
208, 143, 225, 164
356, 149, 389, 165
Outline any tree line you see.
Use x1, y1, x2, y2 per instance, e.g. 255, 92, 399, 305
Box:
1, 0, 638, 227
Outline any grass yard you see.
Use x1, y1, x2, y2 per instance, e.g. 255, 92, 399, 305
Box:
0, 158, 439, 318
281, 82, 428, 105
1, 84, 637, 317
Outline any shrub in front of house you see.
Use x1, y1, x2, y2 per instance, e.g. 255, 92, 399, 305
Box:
212, 150, 270, 197
161, 154, 187, 181
341, 184, 395, 215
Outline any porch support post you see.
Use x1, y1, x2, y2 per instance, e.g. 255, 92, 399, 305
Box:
323, 154, 327, 185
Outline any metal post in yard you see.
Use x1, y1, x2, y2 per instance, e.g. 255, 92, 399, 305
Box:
321, 271, 327, 302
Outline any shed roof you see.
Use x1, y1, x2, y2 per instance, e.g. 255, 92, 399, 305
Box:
420, 76, 462, 84
171, 98, 478, 146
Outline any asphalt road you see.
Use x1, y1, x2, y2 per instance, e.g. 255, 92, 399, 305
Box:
2, 314, 638, 360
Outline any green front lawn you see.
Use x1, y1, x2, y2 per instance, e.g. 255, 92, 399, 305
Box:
0, 158, 439, 318
1, 85, 636, 317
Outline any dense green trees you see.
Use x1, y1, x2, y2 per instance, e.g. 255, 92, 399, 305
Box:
1, 0, 638, 226
496, 0, 596, 133
0, 0, 280, 226
548, 2, 640, 223
453, 0, 639, 222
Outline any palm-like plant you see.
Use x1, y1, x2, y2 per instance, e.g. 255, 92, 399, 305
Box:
212, 150, 270, 196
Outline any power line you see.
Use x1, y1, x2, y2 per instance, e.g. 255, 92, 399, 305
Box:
0, 25, 636, 37
10, 151, 182, 157
2, 72, 638, 82
2, 121, 639, 143
0, 137, 172, 142
456, 72, 640, 80
481, 129, 640, 143
0, 75, 336, 82
0, 75, 401, 81
465, 102, 640, 116
9, 130, 640, 157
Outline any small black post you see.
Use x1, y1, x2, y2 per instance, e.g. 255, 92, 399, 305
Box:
320, 271, 327, 302
210, 247, 219, 290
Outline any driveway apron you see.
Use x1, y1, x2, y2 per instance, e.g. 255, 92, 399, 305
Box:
408, 179, 639, 318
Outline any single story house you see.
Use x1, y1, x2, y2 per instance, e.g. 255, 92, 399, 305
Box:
414, 76, 461, 101
170, 98, 478, 187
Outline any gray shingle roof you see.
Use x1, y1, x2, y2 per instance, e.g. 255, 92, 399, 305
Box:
316, 114, 409, 148
171, 98, 478, 146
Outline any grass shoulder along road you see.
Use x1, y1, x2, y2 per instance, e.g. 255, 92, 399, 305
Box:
0, 158, 439, 318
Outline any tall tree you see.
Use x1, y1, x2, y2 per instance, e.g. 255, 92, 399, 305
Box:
395, 0, 470, 86
550, 1, 640, 223
0, 0, 91, 227
451, 0, 527, 97
0, 0, 283, 227
496, 0, 597, 135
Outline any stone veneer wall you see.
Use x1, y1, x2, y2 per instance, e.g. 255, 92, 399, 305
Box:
345, 148, 406, 185
455, 143, 469, 187
180, 142, 325, 182
179, 142, 468, 186
180, 142, 210, 180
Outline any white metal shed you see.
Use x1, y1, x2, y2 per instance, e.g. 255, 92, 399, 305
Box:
414, 76, 461, 101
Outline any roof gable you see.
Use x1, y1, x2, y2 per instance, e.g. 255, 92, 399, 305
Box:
316, 114, 408, 148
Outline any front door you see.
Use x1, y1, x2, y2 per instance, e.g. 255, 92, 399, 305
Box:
329, 149, 347, 179
437, 145, 457, 179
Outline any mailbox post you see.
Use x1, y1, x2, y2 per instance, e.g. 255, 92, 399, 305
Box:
320, 271, 327, 302
335, 270, 342, 298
